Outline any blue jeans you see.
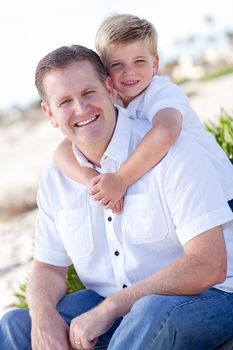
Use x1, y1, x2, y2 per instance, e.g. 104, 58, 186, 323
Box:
1, 288, 233, 350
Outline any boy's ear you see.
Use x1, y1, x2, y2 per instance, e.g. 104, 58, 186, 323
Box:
105, 77, 115, 103
41, 101, 58, 128
152, 54, 159, 76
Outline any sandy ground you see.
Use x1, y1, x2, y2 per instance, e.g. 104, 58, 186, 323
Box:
0, 73, 233, 317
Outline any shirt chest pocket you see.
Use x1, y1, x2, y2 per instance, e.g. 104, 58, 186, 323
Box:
57, 208, 93, 258
123, 193, 168, 244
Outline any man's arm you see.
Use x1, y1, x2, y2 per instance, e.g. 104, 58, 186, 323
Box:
105, 225, 226, 315
26, 260, 72, 350
69, 225, 226, 348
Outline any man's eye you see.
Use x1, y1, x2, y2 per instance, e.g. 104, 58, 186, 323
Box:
85, 90, 95, 95
59, 99, 71, 106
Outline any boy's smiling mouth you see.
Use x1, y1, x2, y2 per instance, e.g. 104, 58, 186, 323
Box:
122, 80, 140, 86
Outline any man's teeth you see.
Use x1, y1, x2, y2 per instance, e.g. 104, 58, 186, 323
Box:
75, 116, 97, 127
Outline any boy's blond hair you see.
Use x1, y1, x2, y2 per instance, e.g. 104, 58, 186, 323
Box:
95, 13, 158, 67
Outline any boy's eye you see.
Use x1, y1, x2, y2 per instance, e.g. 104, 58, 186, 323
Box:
135, 59, 146, 64
109, 62, 123, 69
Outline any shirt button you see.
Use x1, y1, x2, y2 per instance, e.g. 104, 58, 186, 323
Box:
107, 216, 112, 222
122, 284, 127, 288
114, 250, 120, 256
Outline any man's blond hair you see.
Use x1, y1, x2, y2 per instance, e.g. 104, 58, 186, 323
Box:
95, 13, 158, 67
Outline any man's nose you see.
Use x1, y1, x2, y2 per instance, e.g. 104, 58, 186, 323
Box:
73, 98, 89, 116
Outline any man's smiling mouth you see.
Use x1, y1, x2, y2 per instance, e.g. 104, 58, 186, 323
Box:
74, 115, 99, 127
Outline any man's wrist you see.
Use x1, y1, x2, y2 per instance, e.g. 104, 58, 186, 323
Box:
29, 300, 57, 320
100, 294, 128, 319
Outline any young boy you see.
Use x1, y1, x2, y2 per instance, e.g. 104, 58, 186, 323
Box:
54, 14, 233, 213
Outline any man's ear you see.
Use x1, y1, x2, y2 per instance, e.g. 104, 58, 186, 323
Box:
41, 101, 58, 128
152, 54, 159, 76
105, 76, 115, 103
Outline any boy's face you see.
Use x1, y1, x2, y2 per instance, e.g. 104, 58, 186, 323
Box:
106, 40, 159, 107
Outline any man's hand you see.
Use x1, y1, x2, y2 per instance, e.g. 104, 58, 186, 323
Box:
89, 173, 127, 213
69, 304, 115, 350
31, 309, 73, 350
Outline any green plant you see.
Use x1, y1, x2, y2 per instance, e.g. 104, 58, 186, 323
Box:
201, 66, 233, 82
205, 110, 233, 163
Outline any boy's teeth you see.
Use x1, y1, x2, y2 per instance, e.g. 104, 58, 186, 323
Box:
123, 80, 138, 85
76, 116, 97, 126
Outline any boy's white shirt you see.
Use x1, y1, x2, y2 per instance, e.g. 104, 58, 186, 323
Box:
115, 75, 233, 201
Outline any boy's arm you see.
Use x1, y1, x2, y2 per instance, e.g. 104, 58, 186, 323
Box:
90, 108, 182, 207
117, 107, 182, 186
55, 139, 123, 214
54, 138, 99, 187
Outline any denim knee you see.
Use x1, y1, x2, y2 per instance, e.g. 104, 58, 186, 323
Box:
132, 295, 158, 311
1, 309, 23, 330
0, 308, 31, 350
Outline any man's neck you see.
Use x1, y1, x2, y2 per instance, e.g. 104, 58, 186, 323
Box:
76, 126, 117, 167
74, 110, 118, 167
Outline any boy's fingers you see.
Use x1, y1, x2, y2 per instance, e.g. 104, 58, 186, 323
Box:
89, 187, 99, 196
90, 175, 102, 186
119, 198, 124, 211
91, 193, 105, 202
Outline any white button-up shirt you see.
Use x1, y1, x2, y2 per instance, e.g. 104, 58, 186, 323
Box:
116, 75, 233, 202
34, 110, 233, 296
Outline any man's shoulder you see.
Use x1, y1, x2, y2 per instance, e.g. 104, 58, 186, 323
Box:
40, 160, 78, 188
165, 132, 209, 169
41, 160, 60, 180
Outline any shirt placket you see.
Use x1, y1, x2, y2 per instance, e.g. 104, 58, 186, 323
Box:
104, 209, 130, 289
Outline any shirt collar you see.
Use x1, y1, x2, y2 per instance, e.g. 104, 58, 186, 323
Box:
72, 107, 131, 168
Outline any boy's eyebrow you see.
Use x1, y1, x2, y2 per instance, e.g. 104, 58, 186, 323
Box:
108, 55, 148, 63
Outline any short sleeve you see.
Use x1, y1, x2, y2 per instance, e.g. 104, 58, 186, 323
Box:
163, 133, 233, 245
143, 78, 189, 123
34, 167, 72, 266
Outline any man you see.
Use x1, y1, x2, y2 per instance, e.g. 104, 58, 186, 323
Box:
1, 45, 233, 350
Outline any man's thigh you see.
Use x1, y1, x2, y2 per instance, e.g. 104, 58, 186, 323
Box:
108, 288, 233, 350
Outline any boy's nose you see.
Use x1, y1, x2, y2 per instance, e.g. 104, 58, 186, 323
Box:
123, 65, 134, 74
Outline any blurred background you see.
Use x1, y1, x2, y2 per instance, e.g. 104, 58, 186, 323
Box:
1, 0, 233, 315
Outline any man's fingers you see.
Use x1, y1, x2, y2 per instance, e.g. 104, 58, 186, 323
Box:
82, 338, 98, 349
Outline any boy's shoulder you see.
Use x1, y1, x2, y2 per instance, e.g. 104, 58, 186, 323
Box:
147, 75, 177, 94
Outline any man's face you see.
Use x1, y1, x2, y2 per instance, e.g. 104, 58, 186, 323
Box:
41, 61, 116, 150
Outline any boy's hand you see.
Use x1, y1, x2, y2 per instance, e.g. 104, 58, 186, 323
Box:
110, 197, 124, 214
89, 173, 127, 213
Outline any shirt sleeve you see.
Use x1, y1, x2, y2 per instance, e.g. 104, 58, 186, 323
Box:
34, 166, 72, 266
143, 78, 189, 123
163, 133, 233, 246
